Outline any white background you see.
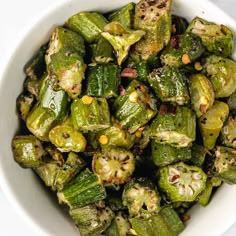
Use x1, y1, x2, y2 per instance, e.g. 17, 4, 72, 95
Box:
0, 0, 235, 235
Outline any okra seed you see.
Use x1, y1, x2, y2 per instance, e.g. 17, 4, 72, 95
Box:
98, 135, 109, 145
82, 95, 93, 105
182, 54, 191, 64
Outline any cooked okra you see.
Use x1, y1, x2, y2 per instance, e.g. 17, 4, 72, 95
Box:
190, 143, 207, 167
171, 15, 189, 35
16, 93, 34, 121
221, 115, 236, 149
227, 91, 236, 111
197, 180, 213, 207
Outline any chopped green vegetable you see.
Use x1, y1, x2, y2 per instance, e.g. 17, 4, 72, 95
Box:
17, 93, 34, 121
221, 115, 236, 149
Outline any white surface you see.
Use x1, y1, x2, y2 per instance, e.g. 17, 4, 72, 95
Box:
0, 0, 235, 236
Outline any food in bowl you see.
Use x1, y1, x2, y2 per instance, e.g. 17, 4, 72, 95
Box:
11, 0, 236, 235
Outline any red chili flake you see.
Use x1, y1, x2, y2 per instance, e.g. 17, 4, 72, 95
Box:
182, 215, 191, 223
160, 104, 168, 115
121, 68, 137, 78
170, 36, 179, 49
84, 64, 88, 72
200, 104, 207, 113
119, 85, 126, 96
171, 175, 180, 182
168, 105, 177, 115
88, 114, 93, 118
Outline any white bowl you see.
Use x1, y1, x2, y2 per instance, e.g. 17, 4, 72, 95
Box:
0, 0, 236, 235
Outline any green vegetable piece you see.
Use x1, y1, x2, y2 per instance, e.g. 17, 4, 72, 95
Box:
190, 143, 207, 167
57, 168, 106, 208
198, 101, 229, 150
161, 33, 205, 68
114, 80, 157, 134
46, 26, 85, 64
108, 3, 135, 29
187, 17, 233, 57
198, 180, 213, 207
189, 74, 215, 117
148, 66, 189, 105
171, 15, 189, 35
150, 105, 196, 148
71, 96, 111, 132
69, 202, 114, 236
214, 146, 236, 184
16, 93, 34, 121
24, 76, 43, 100
134, 0, 172, 60
48, 48, 85, 99
54, 152, 86, 191
227, 91, 236, 111
122, 178, 161, 218
134, 125, 150, 149
12, 135, 45, 168
66, 12, 108, 43
151, 140, 191, 167
101, 22, 145, 65
107, 193, 126, 212
86, 64, 120, 98
129, 206, 184, 236
221, 116, 236, 149
159, 162, 207, 202
93, 148, 135, 186
203, 55, 236, 98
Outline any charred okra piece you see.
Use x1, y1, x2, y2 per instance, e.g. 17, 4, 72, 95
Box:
69, 202, 114, 236
197, 180, 213, 207
66, 12, 108, 43
187, 17, 233, 57
122, 178, 160, 218
159, 162, 207, 202
48, 48, 85, 99
203, 55, 236, 98
16, 93, 34, 121
214, 146, 236, 184
189, 74, 215, 117
86, 64, 120, 98
129, 206, 184, 236
12, 135, 45, 168
198, 101, 229, 150
171, 15, 189, 35
92, 148, 135, 186
161, 33, 205, 68
221, 116, 236, 149
114, 80, 157, 134
190, 143, 207, 167
57, 168, 106, 208
108, 3, 135, 29
151, 140, 191, 167
45, 26, 85, 64
102, 22, 145, 65
227, 91, 236, 111
148, 66, 189, 105
134, 0, 172, 60
71, 96, 111, 132
24, 76, 43, 100
150, 104, 196, 148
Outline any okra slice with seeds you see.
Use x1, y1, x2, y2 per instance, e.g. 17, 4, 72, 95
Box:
171, 15, 189, 35
57, 168, 106, 208
159, 162, 207, 202
134, 0, 172, 60
187, 17, 233, 57
148, 66, 189, 105
189, 74, 215, 118
198, 101, 229, 150
203, 55, 236, 98
150, 104, 196, 148
102, 22, 145, 65
16, 93, 34, 121
221, 115, 236, 149
93, 148, 135, 186
122, 178, 161, 218
69, 202, 114, 236
12, 135, 45, 168
71, 96, 111, 132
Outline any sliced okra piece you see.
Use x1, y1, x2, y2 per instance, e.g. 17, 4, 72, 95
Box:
189, 74, 215, 117
134, 125, 150, 149
159, 162, 207, 202
122, 178, 161, 218
151, 140, 191, 167
148, 66, 189, 105
16, 93, 34, 121
71, 96, 111, 132
203, 55, 236, 98
69, 202, 114, 236
187, 17, 233, 57
221, 115, 236, 149
190, 143, 207, 167
150, 104, 196, 148
171, 15, 189, 35
161, 33, 205, 68
197, 180, 213, 207
66, 12, 108, 43
102, 22, 145, 65
12, 135, 45, 168
198, 101, 229, 150
86, 64, 120, 98
114, 80, 157, 134
134, 0, 172, 60
106, 192, 126, 212
214, 146, 236, 184
24, 76, 43, 100
92, 148, 135, 186
57, 168, 106, 208
45, 26, 85, 64
48, 48, 85, 99
227, 91, 236, 111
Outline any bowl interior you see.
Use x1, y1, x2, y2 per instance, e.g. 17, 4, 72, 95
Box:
0, 0, 236, 235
